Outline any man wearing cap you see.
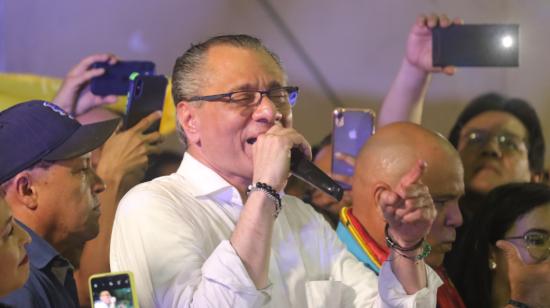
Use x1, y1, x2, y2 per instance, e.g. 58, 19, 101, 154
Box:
0, 100, 118, 307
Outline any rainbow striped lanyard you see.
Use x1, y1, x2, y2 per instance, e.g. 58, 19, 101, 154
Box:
337, 207, 388, 274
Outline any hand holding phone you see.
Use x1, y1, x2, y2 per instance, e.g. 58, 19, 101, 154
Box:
91, 60, 156, 96
89, 271, 139, 308
432, 24, 519, 67
331, 108, 375, 190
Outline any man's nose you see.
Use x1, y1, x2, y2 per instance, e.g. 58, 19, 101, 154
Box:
253, 95, 283, 124
91, 170, 106, 194
446, 200, 463, 228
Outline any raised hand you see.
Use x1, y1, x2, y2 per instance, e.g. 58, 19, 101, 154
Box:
379, 160, 436, 247
252, 123, 311, 192
96, 111, 163, 185
496, 240, 550, 306
53, 53, 118, 116
406, 14, 463, 75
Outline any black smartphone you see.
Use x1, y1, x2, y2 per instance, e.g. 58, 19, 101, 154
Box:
89, 271, 139, 308
432, 24, 519, 67
331, 108, 375, 190
91, 61, 155, 96
124, 74, 168, 133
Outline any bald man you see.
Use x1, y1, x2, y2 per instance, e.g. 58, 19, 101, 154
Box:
337, 122, 466, 307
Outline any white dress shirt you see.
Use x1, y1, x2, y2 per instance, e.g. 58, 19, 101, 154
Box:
110, 154, 442, 307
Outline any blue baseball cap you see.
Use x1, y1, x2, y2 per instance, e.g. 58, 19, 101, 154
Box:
0, 100, 119, 184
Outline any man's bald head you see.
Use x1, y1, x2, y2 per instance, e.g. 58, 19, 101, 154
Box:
352, 122, 464, 266
355, 122, 460, 189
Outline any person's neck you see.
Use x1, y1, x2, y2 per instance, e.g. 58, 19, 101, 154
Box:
351, 203, 389, 254
23, 218, 82, 266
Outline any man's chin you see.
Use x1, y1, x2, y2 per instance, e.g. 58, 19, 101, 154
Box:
468, 175, 503, 194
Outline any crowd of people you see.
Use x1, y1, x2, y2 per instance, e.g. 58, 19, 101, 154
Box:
0, 12, 548, 308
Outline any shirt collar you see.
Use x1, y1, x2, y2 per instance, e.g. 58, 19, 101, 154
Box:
177, 153, 243, 205
17, 221, 67, 270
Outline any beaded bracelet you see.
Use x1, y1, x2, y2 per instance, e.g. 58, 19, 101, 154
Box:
384, 223, 431, 261
384, 223, 424, 252
247, 182, 282, 218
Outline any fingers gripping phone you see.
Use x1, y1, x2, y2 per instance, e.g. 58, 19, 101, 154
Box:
331, 108, 375, 190
432, 24, 519, 67
91, 61, 156, 96
124, 74, 168, 134
89, 271, 139, 308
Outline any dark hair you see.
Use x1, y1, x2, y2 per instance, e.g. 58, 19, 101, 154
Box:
451, 182, 550, 307
448, 92, 545, 174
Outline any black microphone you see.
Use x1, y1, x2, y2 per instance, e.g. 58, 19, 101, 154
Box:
290, 148, 344, 201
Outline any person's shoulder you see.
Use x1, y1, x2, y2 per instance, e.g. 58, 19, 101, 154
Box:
118, 173, 195, 212
117, 173, 204, 220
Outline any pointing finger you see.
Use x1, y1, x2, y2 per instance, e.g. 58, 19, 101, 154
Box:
395, 160, 427, 197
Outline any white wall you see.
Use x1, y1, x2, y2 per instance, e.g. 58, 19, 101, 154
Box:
2, 0, 549, 161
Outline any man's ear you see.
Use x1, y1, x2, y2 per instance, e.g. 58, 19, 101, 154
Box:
12, 172, 39, 210
176, 102, 200, 145
373, 181, 392, 216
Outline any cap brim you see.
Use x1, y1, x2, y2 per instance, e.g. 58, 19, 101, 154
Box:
43, 118, 119, 161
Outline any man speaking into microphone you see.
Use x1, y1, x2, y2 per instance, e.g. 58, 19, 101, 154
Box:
110, 35, 442, 307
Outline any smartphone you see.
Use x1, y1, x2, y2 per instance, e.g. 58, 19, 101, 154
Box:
432, 24, 519, 67
331, 108, 375, 190
91, 61, 156, 96
89, 271, 139, 308
124, 74, 168, 133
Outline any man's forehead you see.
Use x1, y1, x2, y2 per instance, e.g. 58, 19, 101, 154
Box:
56, 153, 92, 167
203, 45, 286, 88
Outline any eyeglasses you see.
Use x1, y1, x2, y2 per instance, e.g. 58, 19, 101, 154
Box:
461, 129, 528, 153
504, 229, 550, 262
187, 86, 299, 109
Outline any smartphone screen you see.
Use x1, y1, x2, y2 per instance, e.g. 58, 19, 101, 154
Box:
432, 24, 519, 67
124, 74, 168, 133
89, 272, 139, 308
91, 61, 156, 96
331, 108, 375, 189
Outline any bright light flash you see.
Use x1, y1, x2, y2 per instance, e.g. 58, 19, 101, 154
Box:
501, 35, 514, 48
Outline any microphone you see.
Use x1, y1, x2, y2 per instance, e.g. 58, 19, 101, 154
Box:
290, 148, 344, 201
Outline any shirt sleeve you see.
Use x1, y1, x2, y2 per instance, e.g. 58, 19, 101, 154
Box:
110, 186, 268, 308
377, 261, 442, 307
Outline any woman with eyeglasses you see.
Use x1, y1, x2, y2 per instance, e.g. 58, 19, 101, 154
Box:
451, 182, 550, 307
0, 195, 31, 303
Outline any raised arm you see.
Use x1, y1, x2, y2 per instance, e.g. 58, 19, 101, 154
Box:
378, 14, 461, 127
378, 160, 436, 293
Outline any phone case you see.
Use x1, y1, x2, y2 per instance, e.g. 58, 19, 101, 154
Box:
89, 271, 140, 308
432, 24, 519, 67
91, 60, 156, 96
331, 108, 375, 190
124, 74, 168, 133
